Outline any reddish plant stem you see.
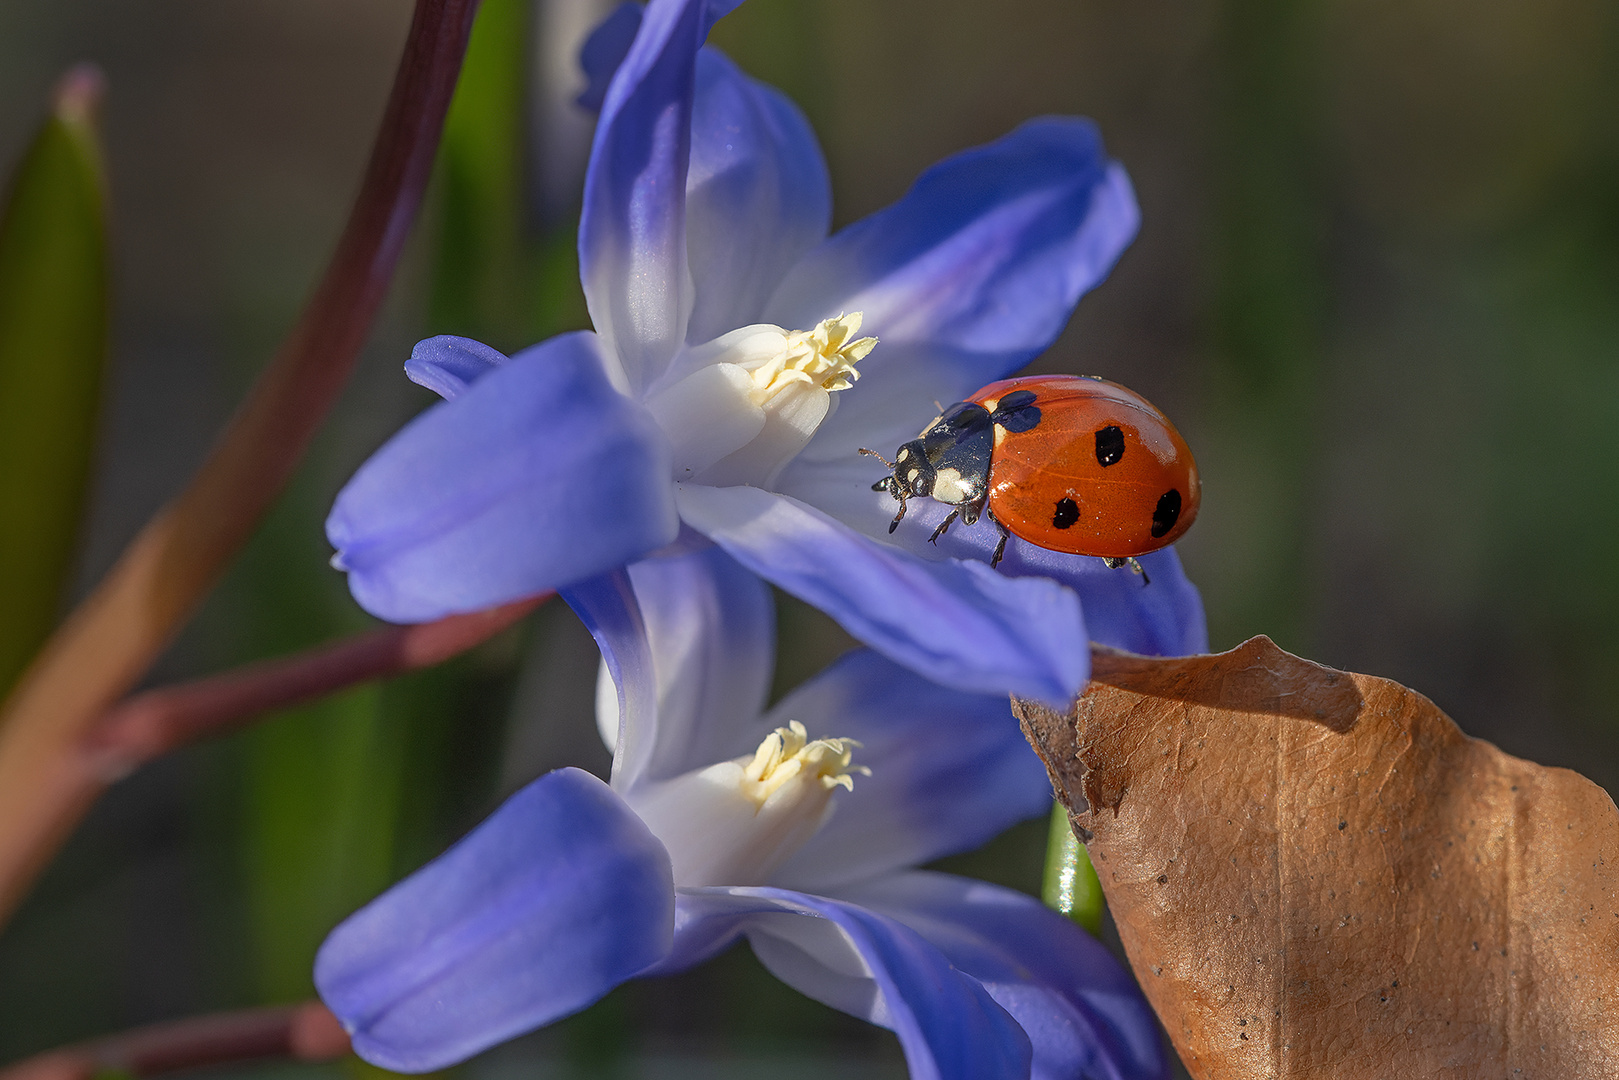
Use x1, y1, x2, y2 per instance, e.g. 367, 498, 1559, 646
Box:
0, 0, 481, 928
85, 594, 547, 780
0, 1002, 350, 1080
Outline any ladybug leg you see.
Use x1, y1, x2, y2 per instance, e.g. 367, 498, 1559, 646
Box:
887, 491, 909, 534
1102, 556, 1152, 587
928, 509, 959, 545
987, 513, 1012, 569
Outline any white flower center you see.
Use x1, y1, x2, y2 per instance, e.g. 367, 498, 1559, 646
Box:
624, 721, 868, 887
644, 313, 876, 488
745, 313, 874, 401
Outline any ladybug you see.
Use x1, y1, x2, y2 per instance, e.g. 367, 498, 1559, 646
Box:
861, 375, 1200, 578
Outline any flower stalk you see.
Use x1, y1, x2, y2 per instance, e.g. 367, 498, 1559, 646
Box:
0, 1002, 348, 1080
85, 594, 545, 780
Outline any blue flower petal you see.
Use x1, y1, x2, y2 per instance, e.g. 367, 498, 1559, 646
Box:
766, 649, 1052, 892
579, 0, 708, 392
315, 768, 674, 1073
701, 0, 745, 28
776, 455, 1209, 658
675, 483, 1088, 704
565, 545, 775, 792
1017, 546, 1207, 658
682, 48, 831, 345
577, 2, 644, 112
578, 1, 745, 113
327, 331, 679, 623
559, 569, 659, 790
766, 118, 1139, 459
663, 887, 1033, 1080
627, 545, 776, 780
404, 335, 509, 401
841, 871, 1171, 1080
899, 509, 1207, 659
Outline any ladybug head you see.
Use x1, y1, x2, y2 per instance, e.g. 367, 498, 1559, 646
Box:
864, 439, 935, 499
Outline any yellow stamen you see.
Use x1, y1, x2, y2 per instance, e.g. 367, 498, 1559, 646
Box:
748, 313, 877, 402
740, 720, 869, 804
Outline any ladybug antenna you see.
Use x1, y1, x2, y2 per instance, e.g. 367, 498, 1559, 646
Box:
858, 447, 897, 470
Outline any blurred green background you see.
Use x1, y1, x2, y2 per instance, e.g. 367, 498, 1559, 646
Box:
1, 0, 1617, 1074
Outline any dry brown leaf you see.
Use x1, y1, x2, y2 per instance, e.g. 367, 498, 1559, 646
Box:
1016, 635, 1619, 1079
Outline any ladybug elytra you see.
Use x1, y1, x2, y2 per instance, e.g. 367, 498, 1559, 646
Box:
862, 375, 1200, 578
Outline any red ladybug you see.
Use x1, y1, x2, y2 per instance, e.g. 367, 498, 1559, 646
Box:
862, 375, 1200, 578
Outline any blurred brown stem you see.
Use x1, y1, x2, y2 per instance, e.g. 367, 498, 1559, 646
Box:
0, 1001, 350, 1080
86, 594, 547, 779
0, 0, 482, 928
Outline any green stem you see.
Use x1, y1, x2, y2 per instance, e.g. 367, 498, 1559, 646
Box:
1041, 801, 1104, 935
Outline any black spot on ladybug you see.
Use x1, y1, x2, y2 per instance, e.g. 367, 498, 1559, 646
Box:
990, 390, 1041, 433
1052, 497, 1079, 530
1151, 489, 1182, 538
1094, 425, 1125, 467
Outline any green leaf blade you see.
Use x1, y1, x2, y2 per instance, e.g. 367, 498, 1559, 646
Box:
0, 67, 111, 697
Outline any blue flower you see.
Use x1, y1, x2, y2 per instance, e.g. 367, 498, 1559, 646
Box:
315, 548, 1170, 1080
326, 0, 1206, 704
